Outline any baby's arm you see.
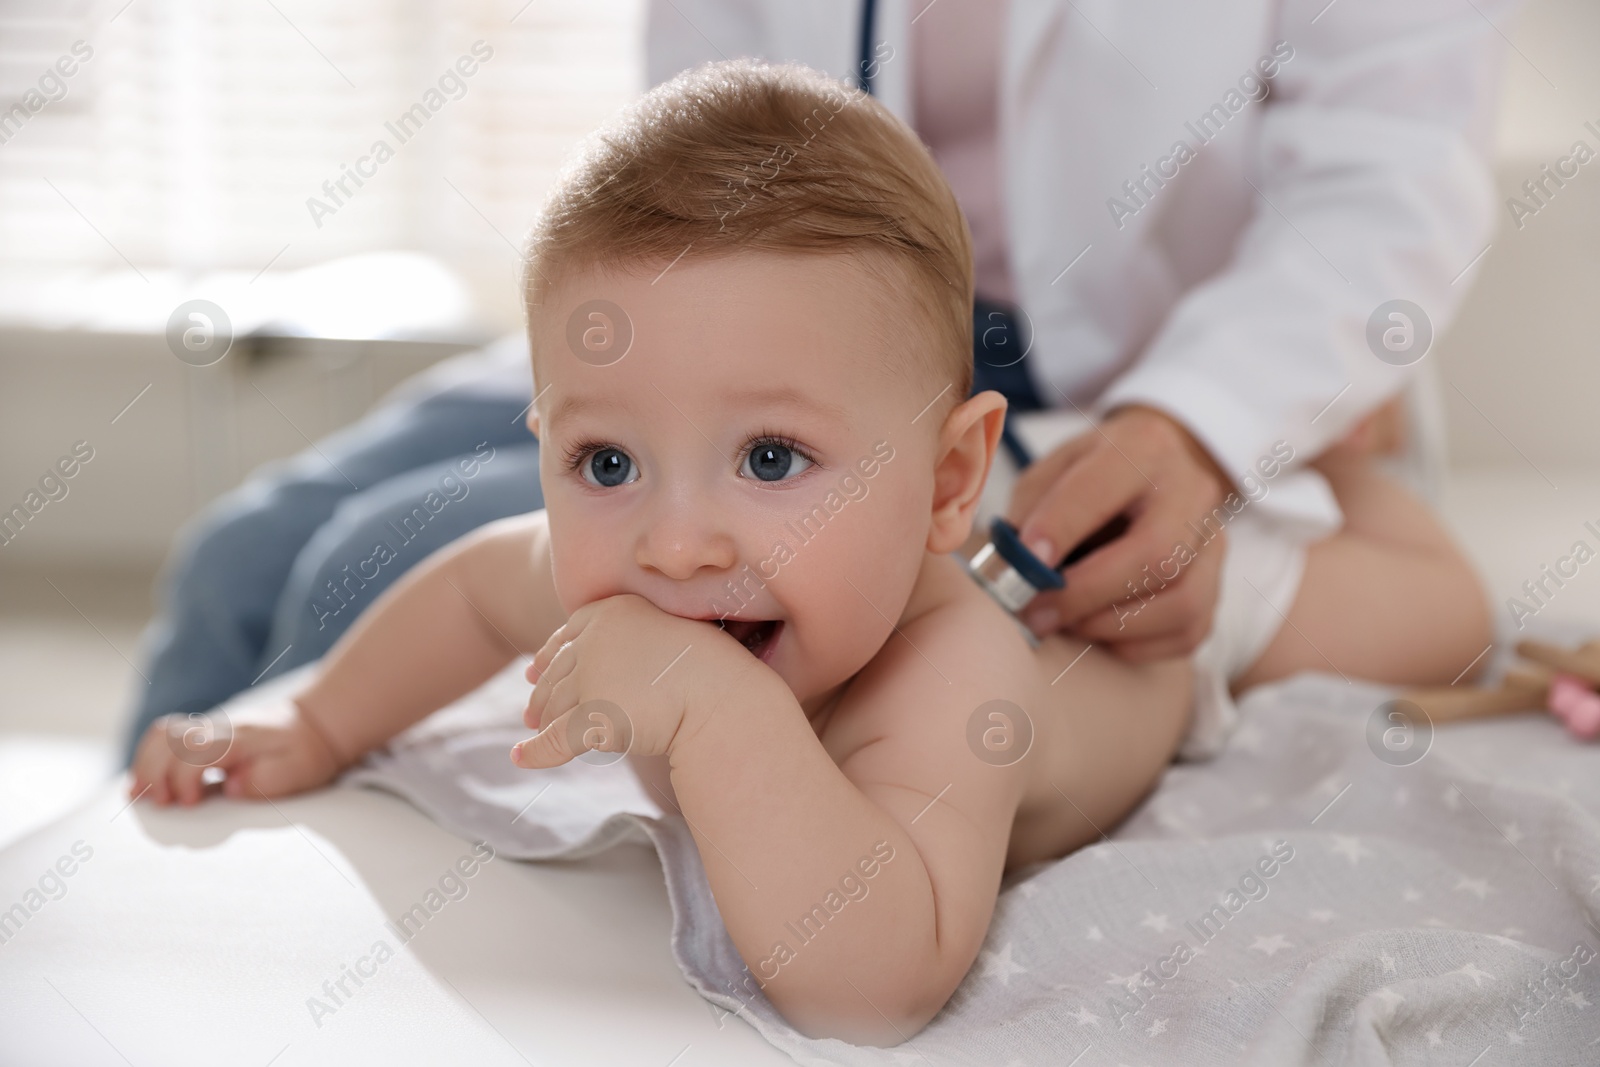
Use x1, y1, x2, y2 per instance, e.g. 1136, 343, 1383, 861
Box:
296, 511, 562, 762
132, 511, 565, 803
663, 600, 1037, 1045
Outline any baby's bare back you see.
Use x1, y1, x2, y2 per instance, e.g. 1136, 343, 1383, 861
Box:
779, 552, 1194, 873
1006, 628, 1192, 868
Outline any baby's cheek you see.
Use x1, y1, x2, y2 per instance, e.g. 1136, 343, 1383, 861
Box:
547, 525, 616, 616
551, 562, 618, 617
549, 570, 585, 618
779, 539, 899, 660
796, 480, 920, 595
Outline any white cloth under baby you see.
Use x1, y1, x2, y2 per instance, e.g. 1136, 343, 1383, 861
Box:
326, 633, 1600, 1067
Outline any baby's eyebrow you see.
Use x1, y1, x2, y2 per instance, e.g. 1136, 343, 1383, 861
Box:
716, 384, 850, 427
546, 392, 615, 424
546, 389, 655, 426
545, 384, 849, 429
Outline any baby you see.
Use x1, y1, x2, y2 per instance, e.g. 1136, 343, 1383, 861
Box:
131, 60, 1196, 1043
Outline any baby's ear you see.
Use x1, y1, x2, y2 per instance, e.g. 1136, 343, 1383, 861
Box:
926, 390, 1006, 554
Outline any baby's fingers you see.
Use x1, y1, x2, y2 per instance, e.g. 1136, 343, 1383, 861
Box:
168, 757, 216, 806
222, 763, 257, 799
133, 712, 245, 806
530, 603, 601, 677
525, 640, 579, 728
130, 721, 182, 805
513, 673, 583, 768
128, 734, 155, 801
220, 753, 290, 800
529, 624, 572, 679
510, 712, 577, 770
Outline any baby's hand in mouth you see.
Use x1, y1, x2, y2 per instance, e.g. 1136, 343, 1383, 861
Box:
510, 594, 780, 770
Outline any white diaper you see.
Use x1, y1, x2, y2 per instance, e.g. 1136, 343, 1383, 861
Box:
1180, 505, 1321, 759
975, 409, 1344, 761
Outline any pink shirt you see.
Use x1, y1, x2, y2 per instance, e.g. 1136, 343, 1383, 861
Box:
911, 0, 1014, 305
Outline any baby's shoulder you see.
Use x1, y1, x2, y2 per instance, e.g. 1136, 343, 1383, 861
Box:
824, 554, 1041, 751
898, 554, 1038, 674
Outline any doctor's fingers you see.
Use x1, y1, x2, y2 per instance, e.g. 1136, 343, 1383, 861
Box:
1096, 616, 1217, 664
1067, 557, 1221, 649
1026, 489, 1173, 625
1005, 430, 1098, 526
1057, 500, 1226, 623
1015, 440, 1150, 573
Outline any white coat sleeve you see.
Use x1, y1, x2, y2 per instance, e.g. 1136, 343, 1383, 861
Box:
1095, 0, 1518, 479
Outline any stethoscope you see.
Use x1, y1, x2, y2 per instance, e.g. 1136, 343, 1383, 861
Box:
856, 0, 1034, 470
855, 0, 1130, 636
857, 0, 880, 93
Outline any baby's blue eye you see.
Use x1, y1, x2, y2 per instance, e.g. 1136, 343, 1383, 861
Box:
584, 447, 635, 487
742, 441, 812, 482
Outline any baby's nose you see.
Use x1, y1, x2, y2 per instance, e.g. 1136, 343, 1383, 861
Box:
636, 509, 737, 580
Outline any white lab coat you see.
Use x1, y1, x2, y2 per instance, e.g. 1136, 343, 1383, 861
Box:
644, 0, 1515, 524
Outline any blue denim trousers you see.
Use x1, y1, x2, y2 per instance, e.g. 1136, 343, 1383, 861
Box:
121, 388, 542, 762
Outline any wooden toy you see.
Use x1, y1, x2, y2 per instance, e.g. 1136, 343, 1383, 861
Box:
1397, 663, 1550, 723
1394, 638, 1600, 738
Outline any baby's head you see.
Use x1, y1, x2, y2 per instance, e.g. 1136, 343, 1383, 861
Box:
523, 59, 1005, 707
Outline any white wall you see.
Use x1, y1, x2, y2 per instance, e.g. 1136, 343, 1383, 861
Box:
1435, 0, 1600, 468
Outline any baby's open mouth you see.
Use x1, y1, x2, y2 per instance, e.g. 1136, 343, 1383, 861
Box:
716, 618, 782, 662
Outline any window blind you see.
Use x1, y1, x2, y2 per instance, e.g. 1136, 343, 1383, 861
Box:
0, 0, 644, 329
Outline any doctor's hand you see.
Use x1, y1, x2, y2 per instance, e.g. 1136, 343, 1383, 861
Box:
1006, 404, 1230, 662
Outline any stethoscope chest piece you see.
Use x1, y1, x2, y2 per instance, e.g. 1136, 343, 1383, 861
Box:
964, 517, 1064, 642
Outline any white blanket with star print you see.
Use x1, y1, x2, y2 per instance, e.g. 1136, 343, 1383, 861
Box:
346, 619, 1600, 1067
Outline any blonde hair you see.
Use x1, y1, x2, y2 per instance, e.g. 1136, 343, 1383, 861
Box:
523, 58, 974, 403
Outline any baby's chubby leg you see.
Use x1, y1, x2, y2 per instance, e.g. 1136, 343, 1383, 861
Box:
1233, 450, 1492, 691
